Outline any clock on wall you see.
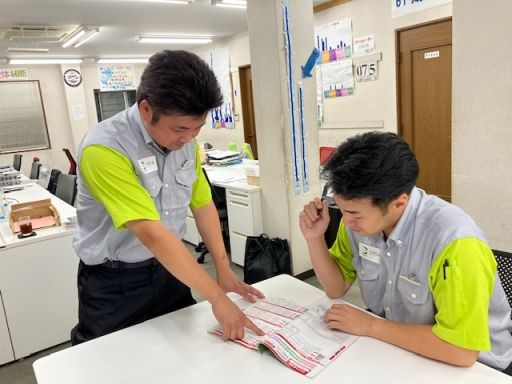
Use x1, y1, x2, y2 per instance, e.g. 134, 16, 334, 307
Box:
63, 69, 82, 87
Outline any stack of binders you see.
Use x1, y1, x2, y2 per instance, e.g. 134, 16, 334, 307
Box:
206, 150, 243, 166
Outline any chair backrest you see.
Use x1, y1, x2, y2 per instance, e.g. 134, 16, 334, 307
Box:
55, 174, 77, 206
62, 148, 77, 175
13, 154, 22, 171
47, 169, 62, 194
201, 168, 227, 219
29, 161, 41, 180
495, 251, 512, 313
319, 146, 336, 166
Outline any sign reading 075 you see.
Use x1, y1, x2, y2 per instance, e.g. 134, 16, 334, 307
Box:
354, 61, 378, 82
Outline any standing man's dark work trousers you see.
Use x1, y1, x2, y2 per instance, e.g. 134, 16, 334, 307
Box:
71, 258, 196, 345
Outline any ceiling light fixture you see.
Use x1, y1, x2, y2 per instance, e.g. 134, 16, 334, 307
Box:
137, 35, 212, 44
8, 58, 84, 65
73, 28, 99, 48
97, 58, 149, 64
62, 26, 85, 48
7, 47, 50, 53
212, 0, 246, 8
62, 26, 99, 48
138, 0, 193, 3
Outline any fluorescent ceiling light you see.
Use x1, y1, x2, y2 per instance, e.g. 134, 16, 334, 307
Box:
97, 58, 149, 64
137, 35, 212, 44
10, 36, 61, 43
62, 27, 85, 48
9, 59, 84, 64
62, 26, 99, 48
7, 47, 49, 53
212, 0, 246, 8
138, 0, 192, 3
73, 28, 99, 48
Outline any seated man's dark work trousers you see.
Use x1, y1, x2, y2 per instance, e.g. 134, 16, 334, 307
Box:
71, 258, 196, 345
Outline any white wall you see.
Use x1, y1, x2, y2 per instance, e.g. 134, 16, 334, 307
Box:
4, 0, 511, 256
0, 62, 148, 184
452, 0, 512, 252
0, 65, 77, 183
192, 31, 251, 151
314, 0, 452, 147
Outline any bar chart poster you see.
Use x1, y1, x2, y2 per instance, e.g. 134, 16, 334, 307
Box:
321, 59, 354, 98
207, 47, 234, 129
315, 18, 353, 64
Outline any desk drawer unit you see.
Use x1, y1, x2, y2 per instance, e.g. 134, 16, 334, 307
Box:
0, 291, 15, 364
226, 189, 263, 266
183, 210, 201, 246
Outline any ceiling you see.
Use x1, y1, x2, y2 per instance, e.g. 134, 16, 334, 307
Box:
0, 0, 329, 62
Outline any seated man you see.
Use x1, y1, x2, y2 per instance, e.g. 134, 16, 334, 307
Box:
299, 131, 512, 372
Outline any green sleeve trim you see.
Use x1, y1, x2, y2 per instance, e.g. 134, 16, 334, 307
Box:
329, 219, 357, 283
189, 140, 212, 210
429, 237, 497, 351
80, 145, 160, 230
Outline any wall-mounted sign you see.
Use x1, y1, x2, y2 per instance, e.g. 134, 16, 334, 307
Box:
63, 69, 82, 87
0, 68, 28, 80
424, 51, 440, 59
353, 35, 376, 57
98, 65, 136, 91
355, 61, 378, 82
392, 0, 452, 18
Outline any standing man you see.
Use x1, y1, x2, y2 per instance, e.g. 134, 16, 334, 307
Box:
299, 132, 512, 372
71, 50, 263, 345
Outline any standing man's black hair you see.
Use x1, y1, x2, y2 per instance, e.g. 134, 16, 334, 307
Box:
322, 131, 419, 211
137, 50, 223, 123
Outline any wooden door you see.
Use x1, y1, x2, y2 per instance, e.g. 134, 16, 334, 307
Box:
239, 65, 259, 159
397, 19, 452, 201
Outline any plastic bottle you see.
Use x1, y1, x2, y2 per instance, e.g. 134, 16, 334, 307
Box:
0, 190, 7, 221
228, 142, 238, 152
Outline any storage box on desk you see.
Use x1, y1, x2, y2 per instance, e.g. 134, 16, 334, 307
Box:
9, 199, 61, 233
243, 163, 260, 186
246, 175, 260, 186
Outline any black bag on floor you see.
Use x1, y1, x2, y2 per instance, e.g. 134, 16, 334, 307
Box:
243, 234, 291, 284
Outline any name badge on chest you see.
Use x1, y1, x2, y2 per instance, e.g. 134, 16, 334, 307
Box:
138, 156, 158, 174
359, 243, 381, 264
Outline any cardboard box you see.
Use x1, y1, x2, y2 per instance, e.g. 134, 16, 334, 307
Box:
9, 198, 61, 233
247, 175, 260, 186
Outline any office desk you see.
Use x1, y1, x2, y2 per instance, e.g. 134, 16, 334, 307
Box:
0, 183, 78, 364
183, 163, 263, 266
33, 274, 510, 383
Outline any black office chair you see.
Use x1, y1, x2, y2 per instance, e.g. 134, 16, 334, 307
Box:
322, 182, 342, 248
29, 161, 41, 180
55, 174, 78, 206
47, 169, 62, 194
196, 168, 229, 264
12, 154, 22, 171
494, 251, 512, 318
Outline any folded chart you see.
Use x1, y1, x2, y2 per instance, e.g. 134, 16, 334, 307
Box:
209, 296, 358, 378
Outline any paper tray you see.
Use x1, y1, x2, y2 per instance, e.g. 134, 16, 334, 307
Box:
8, 198, 61, 233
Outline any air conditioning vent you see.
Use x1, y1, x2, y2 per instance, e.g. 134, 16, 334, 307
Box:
0, 25, 72, 42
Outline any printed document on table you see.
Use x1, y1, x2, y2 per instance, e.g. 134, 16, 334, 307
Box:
209, 296, 359, 378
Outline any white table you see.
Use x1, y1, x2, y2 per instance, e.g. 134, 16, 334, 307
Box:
184, 162, 263, 266
33, 275, 511, 384
0, 182, 78, 364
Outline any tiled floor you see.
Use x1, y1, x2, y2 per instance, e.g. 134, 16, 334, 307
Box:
0, 242, 365, 384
